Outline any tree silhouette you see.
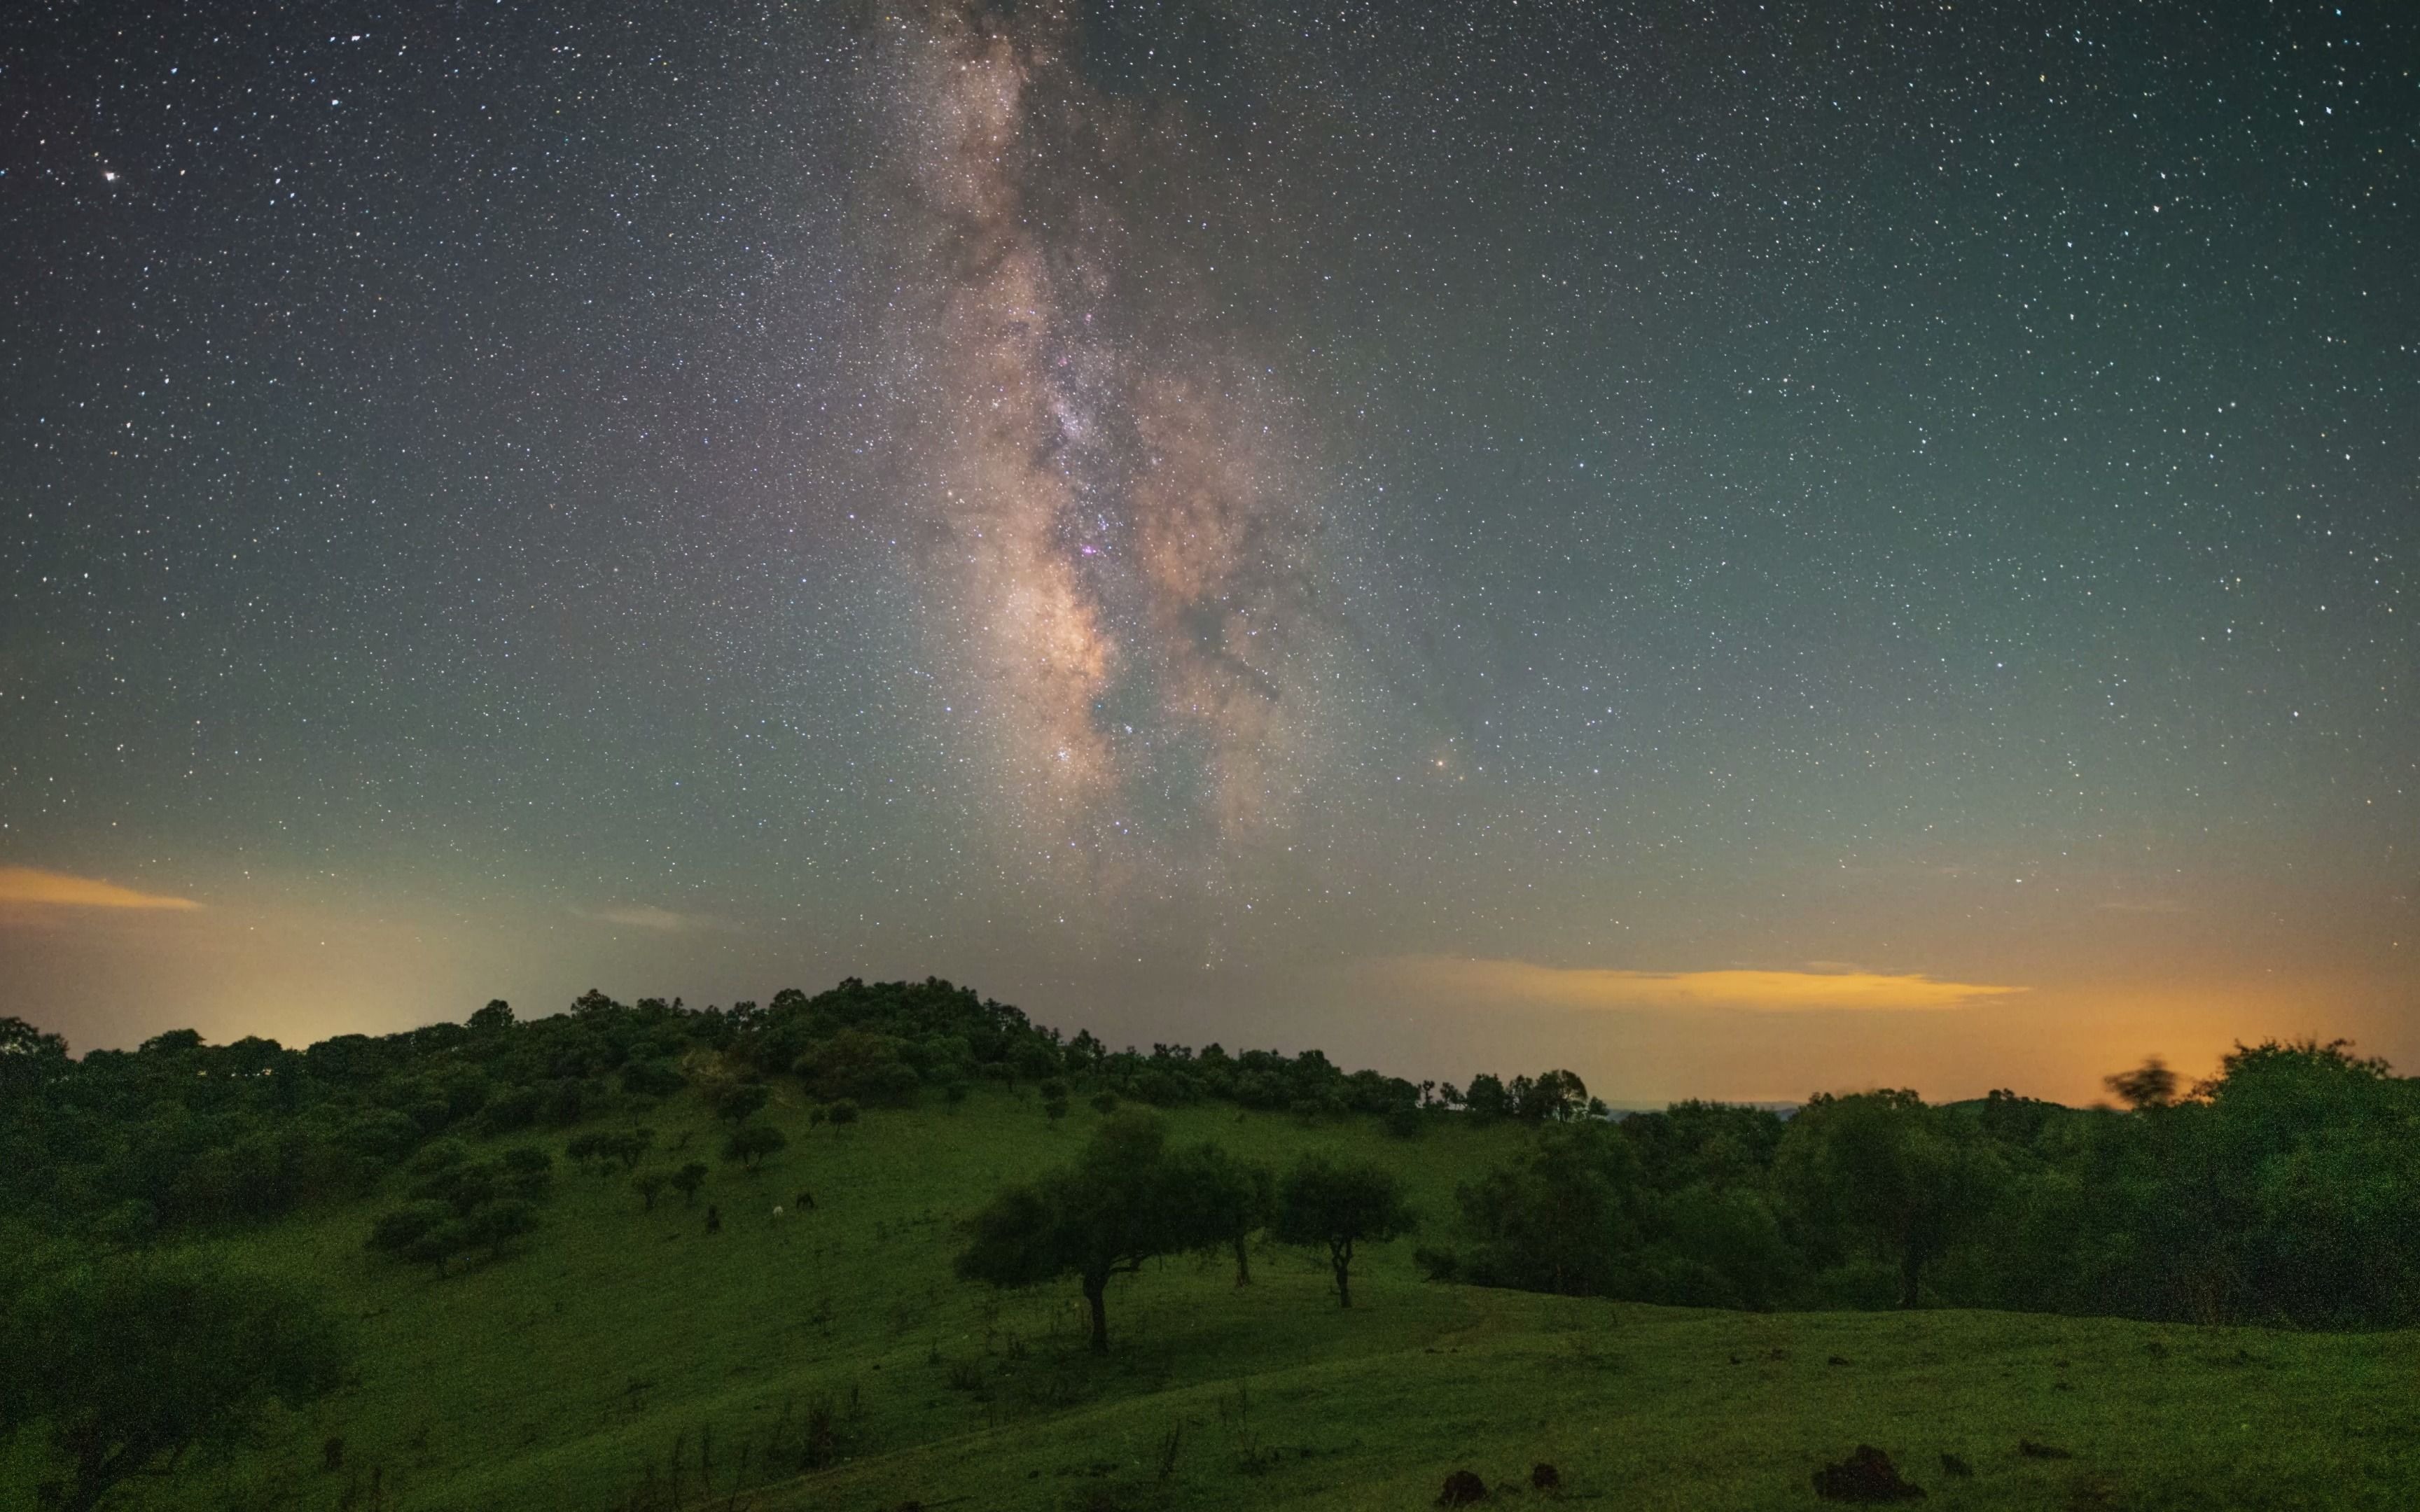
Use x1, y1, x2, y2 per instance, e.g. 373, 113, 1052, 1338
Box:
1171, 1143, 1273, 1285
632, 1169, 667, 1211
723, 1122, 788, 1169
0, 1015, 69, 1096
955, 1111, 1229, 1352
671, 1161, 709, 1206
713, 1083, 772, 1126
1273, 1155, 1417, 1308
2105, 1057, 2179, 1111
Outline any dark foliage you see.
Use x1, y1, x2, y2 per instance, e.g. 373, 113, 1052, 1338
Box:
7, 982, 2416, 1335
1272, 1155, 1417, 1308
1419, 1037, 2420, 1329
365, 1140, 552, 1273
954, 1111, 1237, 1352
0, 1254, 350, 1512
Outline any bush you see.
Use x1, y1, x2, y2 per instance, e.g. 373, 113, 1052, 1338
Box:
475, 1086, 542, 1135
367, 1201, 450, 1256
623, 1059, 684, 1096
541, 1078, 592, 1128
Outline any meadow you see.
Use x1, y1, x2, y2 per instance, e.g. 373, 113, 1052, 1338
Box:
6, 1081, 2414, 1512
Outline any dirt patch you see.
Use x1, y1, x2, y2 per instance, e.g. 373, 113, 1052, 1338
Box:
1811, 1445, 1926, 1502
1437, 1468, 1489, 1506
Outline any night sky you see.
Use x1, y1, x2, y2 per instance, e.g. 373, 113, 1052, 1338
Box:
4, 1, 2413, 1103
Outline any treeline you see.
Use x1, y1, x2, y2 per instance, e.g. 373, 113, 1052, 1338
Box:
0, 979, 1501, 1245
1417, 1042, 2420, 1331
6, 988, 2416, 1335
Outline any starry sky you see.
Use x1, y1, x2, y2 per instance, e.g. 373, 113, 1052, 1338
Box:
4, 1, 2414, 1104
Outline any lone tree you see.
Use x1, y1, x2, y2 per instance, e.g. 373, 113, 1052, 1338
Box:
2106, 1056, 2180, 1111
1273, 1155, 1418, 1308
0, 1256, 350, 1512
724, 1121, 788, 1170
954, 1110, 1228, 1353
671, 1161, 709, 1206
632, 1169, 668, 1212
1174, 1144, 1274, 1285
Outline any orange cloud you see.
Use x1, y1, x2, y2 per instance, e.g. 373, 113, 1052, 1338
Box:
1379, 956, 2025, 1014
0, 865, 201, 911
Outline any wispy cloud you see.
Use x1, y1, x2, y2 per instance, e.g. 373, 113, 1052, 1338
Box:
0, 865, 201, 911
571, 904, 735, 934
1377, 956, 2024, 1014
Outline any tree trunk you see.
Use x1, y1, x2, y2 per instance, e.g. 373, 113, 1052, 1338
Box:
1898, 1238, 1924, 1309
67, 1442, 127, 1512
1331, 1239, 1354, 1308
1232, 1231, 1252, 1287
1083, 1274, 1110, 1354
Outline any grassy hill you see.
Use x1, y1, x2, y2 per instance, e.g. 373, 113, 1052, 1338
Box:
6, 1083, 2416, 1512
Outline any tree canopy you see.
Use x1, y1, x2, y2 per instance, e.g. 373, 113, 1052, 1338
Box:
954, 1111, 1232, 1352
0, 1255, 350, 1512
1272, 1155, 1417, 1308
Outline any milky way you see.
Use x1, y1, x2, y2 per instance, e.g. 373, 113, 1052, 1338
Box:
865, 1, 1339, 888
4, 0, 2414, 1098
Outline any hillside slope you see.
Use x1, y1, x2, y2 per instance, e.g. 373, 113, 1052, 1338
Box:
5, 1086, 2415, 1512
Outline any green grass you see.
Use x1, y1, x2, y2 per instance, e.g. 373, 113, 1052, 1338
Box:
6, 1086, 2417, 1511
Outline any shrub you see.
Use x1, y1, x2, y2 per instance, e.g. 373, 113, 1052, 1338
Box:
475, 1086, 542, 1135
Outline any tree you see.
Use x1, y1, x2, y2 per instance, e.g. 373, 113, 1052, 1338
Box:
2106, 1057, 2178, 1112
1775, 1090, 2003, 1308
1513, 1069, 1592, 1123
724, 1121, 788, 1169
672, 1161, 709, 1206
1424, 1122, 1646, 1296
826, 1098, 860, 1130
368, 1144, 553, 1275
461, 1198, 538, 1261
1273, 1155, 1418, 1308
1171, 1143, 1273, 1285
0, 1256, 349, 1512
0, 1015, 70, 1096
713, 1083, 772, 1126
955, 1111, 1230, 1352
1463, 1074, 1512, 1122
633, 1169, 667, 1211
599, 1128, 656, 1172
